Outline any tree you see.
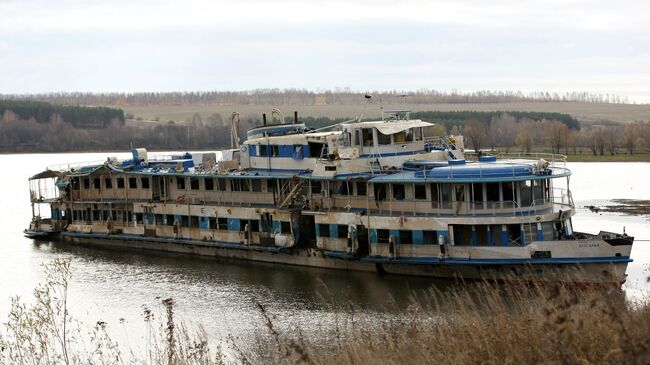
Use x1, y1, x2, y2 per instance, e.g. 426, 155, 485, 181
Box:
488, 113, 517, 152
622, 122, 641, 154
515, 129, 533, 153
462, 120, 489, 153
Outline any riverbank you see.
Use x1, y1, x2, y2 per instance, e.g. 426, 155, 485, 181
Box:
2, 260, 649, 364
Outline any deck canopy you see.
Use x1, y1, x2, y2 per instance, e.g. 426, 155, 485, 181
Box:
29, 170, 65, 180
374, 120, 433, 135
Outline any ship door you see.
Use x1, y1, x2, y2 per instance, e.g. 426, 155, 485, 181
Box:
259, 213, 274, 246
356, 225, 369, 256
152, 176, 162, 201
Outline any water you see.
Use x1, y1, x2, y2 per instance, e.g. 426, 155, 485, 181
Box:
0, 154, 649, 352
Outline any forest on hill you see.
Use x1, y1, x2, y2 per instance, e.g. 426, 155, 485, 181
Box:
0, 98, 648, 156
0, 100, 124, 128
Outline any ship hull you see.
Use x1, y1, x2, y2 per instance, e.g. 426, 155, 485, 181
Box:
59, 232, 628, 287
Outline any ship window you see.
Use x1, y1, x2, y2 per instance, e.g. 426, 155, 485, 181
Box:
266, 179, 276, 192
259, 145, 268, 157
533, 180, 543, 204
453, 184, 466, 202
430, 184, 440, 207
242, 179, 250, 191
472, 183, 483, 204
356, 181, 366, 196
177, 177, 186, 190
520, 181, 533, 207
485, 182, 499, 203
440, 184, 452, 204
452, 225, 473, 246
308, 142, 323, 157
93, 178, 100, 189
337, 225, 348, 238
230, 179, 240, 191
104, 178, 112, 189
129, 177, 138, 189
117, 177, 125, 189
399, 230, 413, 244
414, 128, 423, 141
189, 216, 199, 228
141, 177, 150, 189
377, 229, 390, 243
251, 180, 262, 192
281, 221, 291, 234
205, 178, 214, 190
216, 178, 226, 191
71, 178, 80, 190
136, 213, 144, 224
190, 178, 199, 190
374, 184, 386, 202
318, 224, 329, 237
362, 128, 374, 146
377, 131, 391, 145
92, 210, 100, 221
414, 184, 427, 200
423, 230, 436, 244
392, 184, 405, 200
338, 181, 349, 195
502, 182, 514, 206
311, 181, 322, 194
217, 218, 228, 230
271, 145, 279, 157
83, 178, 90, 189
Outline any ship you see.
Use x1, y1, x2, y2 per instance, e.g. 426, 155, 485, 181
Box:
25, 110, 634, 286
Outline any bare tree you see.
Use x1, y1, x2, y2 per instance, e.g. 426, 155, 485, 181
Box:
463, 120, 489, 153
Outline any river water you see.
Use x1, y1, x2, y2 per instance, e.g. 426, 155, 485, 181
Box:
0, 153, 648, 353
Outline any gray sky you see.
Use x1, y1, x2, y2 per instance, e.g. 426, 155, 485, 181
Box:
1, 0, 649, 102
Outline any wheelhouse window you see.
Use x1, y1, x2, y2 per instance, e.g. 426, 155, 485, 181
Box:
311, 181, 322, 194
83, 178, 90, 189
337, 181, 349, 195
362, 129, 374, 146
377, 131, 391, 145
117, 177, 125, 189
141, 177, 150, 189
177, 177, 186, 190
93, 178, 100, 189
104, 178, 112, 189
128, 177, 138, 189
251, 180, 262, 192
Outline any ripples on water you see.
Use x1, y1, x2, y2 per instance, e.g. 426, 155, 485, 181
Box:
1, 155, 648, 351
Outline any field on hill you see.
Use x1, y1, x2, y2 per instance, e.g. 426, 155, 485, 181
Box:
123, 101, 650, 124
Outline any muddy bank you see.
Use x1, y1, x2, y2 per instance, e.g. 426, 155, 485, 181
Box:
586, 199, 650, 217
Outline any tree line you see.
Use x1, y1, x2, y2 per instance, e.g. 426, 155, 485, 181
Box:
0, 105, 647, 155
0, 100, 124, 128
1, 89, 628, 107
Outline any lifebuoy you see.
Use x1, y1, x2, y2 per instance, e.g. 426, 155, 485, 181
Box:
175, 194, 186, 203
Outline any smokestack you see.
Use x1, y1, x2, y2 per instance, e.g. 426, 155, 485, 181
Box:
262, 113, 267, 126
294, 111, 298, 124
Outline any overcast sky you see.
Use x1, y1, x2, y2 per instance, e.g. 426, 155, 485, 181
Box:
1, 0, 649, 102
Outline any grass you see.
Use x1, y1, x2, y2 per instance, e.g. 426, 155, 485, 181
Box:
123, 101, 650, 125
1, 260, 649, 364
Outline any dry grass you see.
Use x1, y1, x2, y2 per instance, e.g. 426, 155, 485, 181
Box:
1, 261, 649, 365
243, 281, 650, 365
